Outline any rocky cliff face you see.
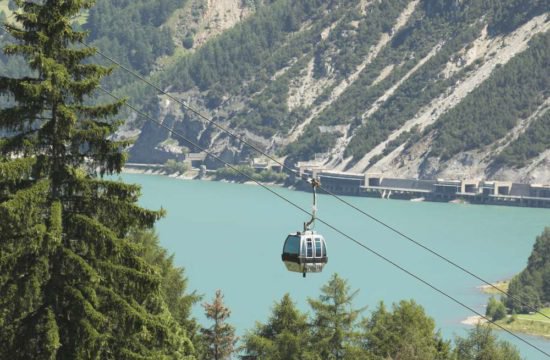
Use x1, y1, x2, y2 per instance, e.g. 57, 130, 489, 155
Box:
128, 0, 550, 183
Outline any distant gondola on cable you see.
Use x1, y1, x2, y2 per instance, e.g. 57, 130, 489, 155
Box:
282, 178, 328, 277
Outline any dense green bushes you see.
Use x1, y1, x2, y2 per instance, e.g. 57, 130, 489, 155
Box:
486, 297, 507, 321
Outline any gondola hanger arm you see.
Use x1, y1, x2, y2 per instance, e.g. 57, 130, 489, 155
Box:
304, 178, 320, 232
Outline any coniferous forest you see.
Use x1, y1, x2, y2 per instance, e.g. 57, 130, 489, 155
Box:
1, 0, 549, 359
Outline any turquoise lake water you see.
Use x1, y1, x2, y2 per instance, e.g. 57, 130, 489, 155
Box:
121, 173, 550, 359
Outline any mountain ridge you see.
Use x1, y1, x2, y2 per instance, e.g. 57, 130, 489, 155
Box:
13, 0, 540, 184
124, 0, 549, 183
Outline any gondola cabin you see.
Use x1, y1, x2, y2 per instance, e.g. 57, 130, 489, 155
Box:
282, 230, 328, 276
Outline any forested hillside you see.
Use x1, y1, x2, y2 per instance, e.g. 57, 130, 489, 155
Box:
2, 0, 548, 182
119, 0, 548, 183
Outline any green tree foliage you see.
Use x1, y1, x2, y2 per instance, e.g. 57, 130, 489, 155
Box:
505, 228, 550, 313
486, 297, 507, 322
182, 34, 194, 50
495, 110, 550, 168
453, 325, 522, 360
363, 300, 451, 360
130, 229, 202, 338
117, 0, 334, 129
241, 275, 524, 360
308, 273, 366, 360
165, 159, 190, 174
488, 0, 548, 35
200, 290, 237, 360
0, 1, 194, 358
343, 13, 490, 163
84, 0, 184, 89
242, 293, 314, 360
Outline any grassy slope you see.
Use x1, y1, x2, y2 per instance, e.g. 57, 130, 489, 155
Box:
494, 308, 550, 339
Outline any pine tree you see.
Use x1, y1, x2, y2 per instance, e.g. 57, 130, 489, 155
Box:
242, 293, 315, 360
308, 273, 367, 360
200, 290, 237, 360
130, 229, 202, 342
453, 325, 522, 360
0, 0, 194, 358
486, 297, 507, 322
364, 300, 451, 360
505, 228, 550, 313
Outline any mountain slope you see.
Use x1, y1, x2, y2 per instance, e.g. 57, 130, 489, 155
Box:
121, 0, 549, 183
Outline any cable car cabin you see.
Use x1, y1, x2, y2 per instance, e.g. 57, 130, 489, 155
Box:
282, 231, 327, 276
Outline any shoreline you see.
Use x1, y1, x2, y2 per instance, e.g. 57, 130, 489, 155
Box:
461, 315, 487, 326
459, 280, 503, 327
122, 166, 203, 181
121, 164, 550, 209
462, 315, 550, 340
462, 280, 550, 341
477, 280, 510, 295
121, 166, 287, 188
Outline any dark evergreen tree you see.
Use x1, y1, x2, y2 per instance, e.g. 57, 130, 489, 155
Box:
453, 325, 522, 360
0, 0, 194, 358
308, 273, 367, 360
130, 229, 202, 341
363, 300, 451, 360
200, 290, 237, 360
242, 293, 315, 360
485, 297, 507, 322
505, 228, 550, 313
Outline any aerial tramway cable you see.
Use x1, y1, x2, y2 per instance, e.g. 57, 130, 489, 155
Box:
76, 37, 550, 322
99, 86, 550, 358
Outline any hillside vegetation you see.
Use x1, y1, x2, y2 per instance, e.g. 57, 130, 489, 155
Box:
506, 228, 550, 314
110, 0, 549, 183
2, 0, 548, 182
483, 228, 550, 339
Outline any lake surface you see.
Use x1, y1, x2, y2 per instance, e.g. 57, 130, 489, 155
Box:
121, 173, 550, 359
